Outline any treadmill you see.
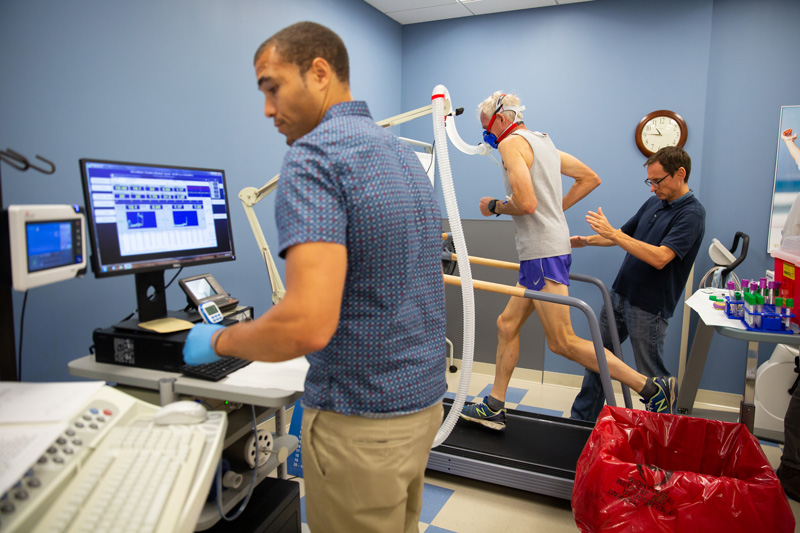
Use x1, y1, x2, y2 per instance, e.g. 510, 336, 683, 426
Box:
432, 256, 631, 500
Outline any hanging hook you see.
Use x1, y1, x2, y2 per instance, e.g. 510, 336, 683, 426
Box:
27, 154, 56, 174
0, 149, 29, 171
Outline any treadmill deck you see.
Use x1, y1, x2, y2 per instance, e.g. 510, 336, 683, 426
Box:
427, 398, 594, 499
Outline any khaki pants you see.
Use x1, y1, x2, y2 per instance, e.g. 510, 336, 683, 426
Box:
301, 402, 443, 533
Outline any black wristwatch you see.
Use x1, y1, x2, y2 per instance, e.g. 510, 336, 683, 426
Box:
488, 199, 500, 217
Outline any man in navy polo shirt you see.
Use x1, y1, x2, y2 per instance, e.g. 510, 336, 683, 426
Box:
570, 146, 706, 421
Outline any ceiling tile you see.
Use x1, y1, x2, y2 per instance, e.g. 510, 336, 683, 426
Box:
364, 0, 458, 11
384, 3, 473, 24
364, 0, 594, 25
462, 0, 556, 16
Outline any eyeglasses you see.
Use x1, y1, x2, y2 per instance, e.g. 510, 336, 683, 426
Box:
644, 174, 670, 188
484, 95, 506, 132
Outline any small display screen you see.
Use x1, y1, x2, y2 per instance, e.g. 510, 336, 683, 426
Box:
26, 220, 80, 273
204, 302, 220, 315
185, 278, 216, 299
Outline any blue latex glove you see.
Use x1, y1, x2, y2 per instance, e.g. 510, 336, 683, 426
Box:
183, 323, 225, 365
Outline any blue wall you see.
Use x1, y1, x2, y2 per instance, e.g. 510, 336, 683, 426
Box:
3, 0, 800, 396
696, 0, 800, 393
0, 0, 401, 381
400, 0, 800, 393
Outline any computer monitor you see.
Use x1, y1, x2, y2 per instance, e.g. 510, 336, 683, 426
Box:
5, 204, 87, 291
79, 159, 236, 324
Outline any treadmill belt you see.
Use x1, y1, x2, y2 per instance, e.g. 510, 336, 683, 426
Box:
437, 398, 594, 479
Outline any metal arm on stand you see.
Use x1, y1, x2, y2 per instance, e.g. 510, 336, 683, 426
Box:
376, 104, 433, 128
239, 175, 286, 305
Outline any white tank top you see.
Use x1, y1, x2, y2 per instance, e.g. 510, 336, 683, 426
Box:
501, 129, 571, 261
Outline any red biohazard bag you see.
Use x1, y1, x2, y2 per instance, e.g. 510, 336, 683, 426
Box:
572, 406, 795, 532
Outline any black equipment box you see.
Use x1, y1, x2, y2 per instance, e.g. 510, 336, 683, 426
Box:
93, 327, 189, 371
93, 306, 253, 371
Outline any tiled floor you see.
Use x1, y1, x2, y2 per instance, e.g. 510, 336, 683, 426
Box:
287, 369, 800, 532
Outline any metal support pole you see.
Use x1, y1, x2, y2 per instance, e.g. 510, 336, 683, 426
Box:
569, 272, 632, 409
275, 406, 287, 479
676, 321, 714, 415
158, 377, 177, 405
0, 163, 19, 382
741, 340, 759, 433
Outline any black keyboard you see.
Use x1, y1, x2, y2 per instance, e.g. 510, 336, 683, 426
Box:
180, 356, 252, 381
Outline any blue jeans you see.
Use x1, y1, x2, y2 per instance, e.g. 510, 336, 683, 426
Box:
570, 290, 670, 421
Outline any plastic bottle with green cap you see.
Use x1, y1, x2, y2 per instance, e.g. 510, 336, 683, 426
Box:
743, 293, 752, 327
756, 293, 765, 328
777, 297, 786, 329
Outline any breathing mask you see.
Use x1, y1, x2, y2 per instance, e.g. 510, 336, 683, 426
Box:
482, 94, 526, 149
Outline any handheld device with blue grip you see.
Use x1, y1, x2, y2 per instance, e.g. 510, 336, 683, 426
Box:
199, 300, 224, 324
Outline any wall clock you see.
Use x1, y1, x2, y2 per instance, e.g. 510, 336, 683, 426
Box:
635, 110, 687, 156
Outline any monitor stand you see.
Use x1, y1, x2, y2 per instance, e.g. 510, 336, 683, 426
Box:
135, 270, 168, 323
112, 271, 204, 331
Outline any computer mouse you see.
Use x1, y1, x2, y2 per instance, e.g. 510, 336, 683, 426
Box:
153, 401, 208, 425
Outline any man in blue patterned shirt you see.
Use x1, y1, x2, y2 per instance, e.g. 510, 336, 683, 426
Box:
182, 21, 446, 532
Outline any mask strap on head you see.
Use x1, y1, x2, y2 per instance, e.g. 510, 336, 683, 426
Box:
493, 94, 506, 115
484, 95, 506, 133
501, 102, 526, 124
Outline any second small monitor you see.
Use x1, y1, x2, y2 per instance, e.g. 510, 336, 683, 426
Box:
179, 273, 238, 311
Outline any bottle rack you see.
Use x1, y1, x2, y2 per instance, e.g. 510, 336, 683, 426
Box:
723, 296, 795, 334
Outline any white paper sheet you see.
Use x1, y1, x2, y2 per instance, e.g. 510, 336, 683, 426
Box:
686, 289, 746, 330
223, 357, 309, 392
0, 423, 67, 496
0, 381, 105, 496
0, 381, 105, 424
415, 152, 435, 187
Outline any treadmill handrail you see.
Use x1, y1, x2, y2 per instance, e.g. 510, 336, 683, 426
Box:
443, 274, 617, 408
568, 272, 632, 409
441, 247, 633, 409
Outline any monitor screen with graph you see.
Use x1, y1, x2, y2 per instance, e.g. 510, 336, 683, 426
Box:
79, 158, 235, 322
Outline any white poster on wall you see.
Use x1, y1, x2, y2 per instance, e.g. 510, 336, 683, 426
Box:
769, 105, 800, 252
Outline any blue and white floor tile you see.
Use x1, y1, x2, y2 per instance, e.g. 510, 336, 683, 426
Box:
289, 369, 800, 532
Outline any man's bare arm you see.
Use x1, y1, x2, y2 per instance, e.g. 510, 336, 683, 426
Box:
560, 151, 600, 211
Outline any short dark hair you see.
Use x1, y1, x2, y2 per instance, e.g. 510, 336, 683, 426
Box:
644, 146, 692, 182
254, 22, 350, 84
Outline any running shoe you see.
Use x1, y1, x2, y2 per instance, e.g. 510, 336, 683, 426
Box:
460, 396, 507, 430
642, 376, 678, 415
